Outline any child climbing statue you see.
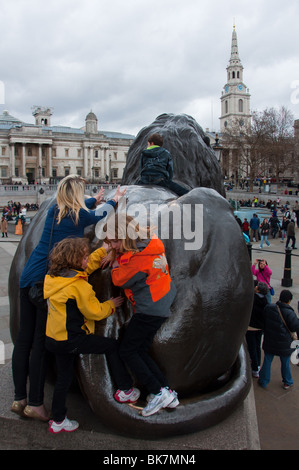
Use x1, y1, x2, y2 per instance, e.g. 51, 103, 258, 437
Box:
103, 214, 179, 416
138, 133, 189, 196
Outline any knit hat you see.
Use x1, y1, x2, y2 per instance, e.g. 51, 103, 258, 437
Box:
257, 282, 269, 296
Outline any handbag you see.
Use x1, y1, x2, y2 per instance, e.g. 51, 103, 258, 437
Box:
28, 280, 47, 311
260, 271, 274, 296
277, 305, 298, 341
270, 286, 275, 296
28, 206, 57, 311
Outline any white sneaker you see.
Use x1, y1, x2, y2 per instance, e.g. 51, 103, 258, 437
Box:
114, 387, 140, 403
146, 388, 179, 409
48, 417, 79, 434
142, 387, 173, 416
167, 389, 180, 408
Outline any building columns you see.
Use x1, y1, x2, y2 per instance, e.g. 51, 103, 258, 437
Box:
48, 146, 52, 177
9, 143, 15, 177
21, 144, 26, 178
83, 145, 88, 177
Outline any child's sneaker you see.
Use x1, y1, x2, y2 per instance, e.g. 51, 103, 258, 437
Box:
114, 387, 140, 403
147, 387, 179, 409
166, 388, 180, 408
48, 417, 79, 433
142, 387, 173, 416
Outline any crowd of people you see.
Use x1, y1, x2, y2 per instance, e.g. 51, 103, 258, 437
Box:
1, 202, 41, 238
246, 275, 299, 391
245, 192, 299, 390
2, 201, 39, 218
235, 200, 299, 250
236, 196, 297, 210
239, 197, 299, 394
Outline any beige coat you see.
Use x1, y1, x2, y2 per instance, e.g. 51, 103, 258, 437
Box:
1, 218, 7, 233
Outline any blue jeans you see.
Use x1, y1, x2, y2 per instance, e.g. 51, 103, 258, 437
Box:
281, 229, 286, 241
259, 352, 293, 387
260, 235, 270, 248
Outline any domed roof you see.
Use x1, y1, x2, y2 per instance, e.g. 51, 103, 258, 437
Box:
0, 110, 23, 123
85, 110, 97, 121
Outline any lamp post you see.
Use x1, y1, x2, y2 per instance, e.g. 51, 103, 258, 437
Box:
212, 134, 223, 163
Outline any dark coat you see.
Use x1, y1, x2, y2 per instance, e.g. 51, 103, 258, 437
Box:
287, 221, 295, 237
140, 146, 173, 183
260, 222, 270, 236
262, 301, 299, 356
249, 293, 267, 329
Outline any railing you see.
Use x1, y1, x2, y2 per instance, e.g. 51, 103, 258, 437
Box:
0, 183, 119, 195
228, 186, 299, 198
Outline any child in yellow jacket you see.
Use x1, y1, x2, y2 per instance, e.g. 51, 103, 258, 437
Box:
44, 237, 139, 434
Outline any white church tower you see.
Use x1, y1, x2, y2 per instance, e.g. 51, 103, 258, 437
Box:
220, 26, 251, 132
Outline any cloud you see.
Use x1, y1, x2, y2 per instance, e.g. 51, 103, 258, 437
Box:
0, 0, 299, 135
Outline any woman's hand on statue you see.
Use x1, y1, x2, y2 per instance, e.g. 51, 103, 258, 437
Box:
94, 187, 105, 205
112, 185, 127, 204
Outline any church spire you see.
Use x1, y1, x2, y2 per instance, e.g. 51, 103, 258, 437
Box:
229, 25, 241, 66
226, 24, 243, 84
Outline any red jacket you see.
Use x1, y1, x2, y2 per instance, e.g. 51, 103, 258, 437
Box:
111, 235, 176, 317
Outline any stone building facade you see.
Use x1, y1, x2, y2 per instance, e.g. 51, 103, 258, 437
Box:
0, 106, 135, 184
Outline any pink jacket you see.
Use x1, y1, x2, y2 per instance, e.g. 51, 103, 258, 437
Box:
251, 264, 272, 287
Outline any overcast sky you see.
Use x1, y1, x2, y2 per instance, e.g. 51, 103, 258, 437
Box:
1, 0, 299, 136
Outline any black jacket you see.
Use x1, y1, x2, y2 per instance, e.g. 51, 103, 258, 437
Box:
262, 301, 299, 356
260, 222, 270, 236
140, 146, 173, 183
249, 293, 267, 329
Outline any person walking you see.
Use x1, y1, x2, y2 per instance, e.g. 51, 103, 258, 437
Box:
258, 290, 299, 390
250, 214, 260, 242
1, 216, 8, 238
246, 282, 269, 378
242, 218, 250, 237
285, 220, 296, 249
293, 200, 299, 228
281, 216, 290, 243
259, 218, 271, 249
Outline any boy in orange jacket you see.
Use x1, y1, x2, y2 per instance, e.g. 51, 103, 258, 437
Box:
104, 214, 179, 416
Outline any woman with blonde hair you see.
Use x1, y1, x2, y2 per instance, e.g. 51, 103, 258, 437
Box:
11, 175, 126, 422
